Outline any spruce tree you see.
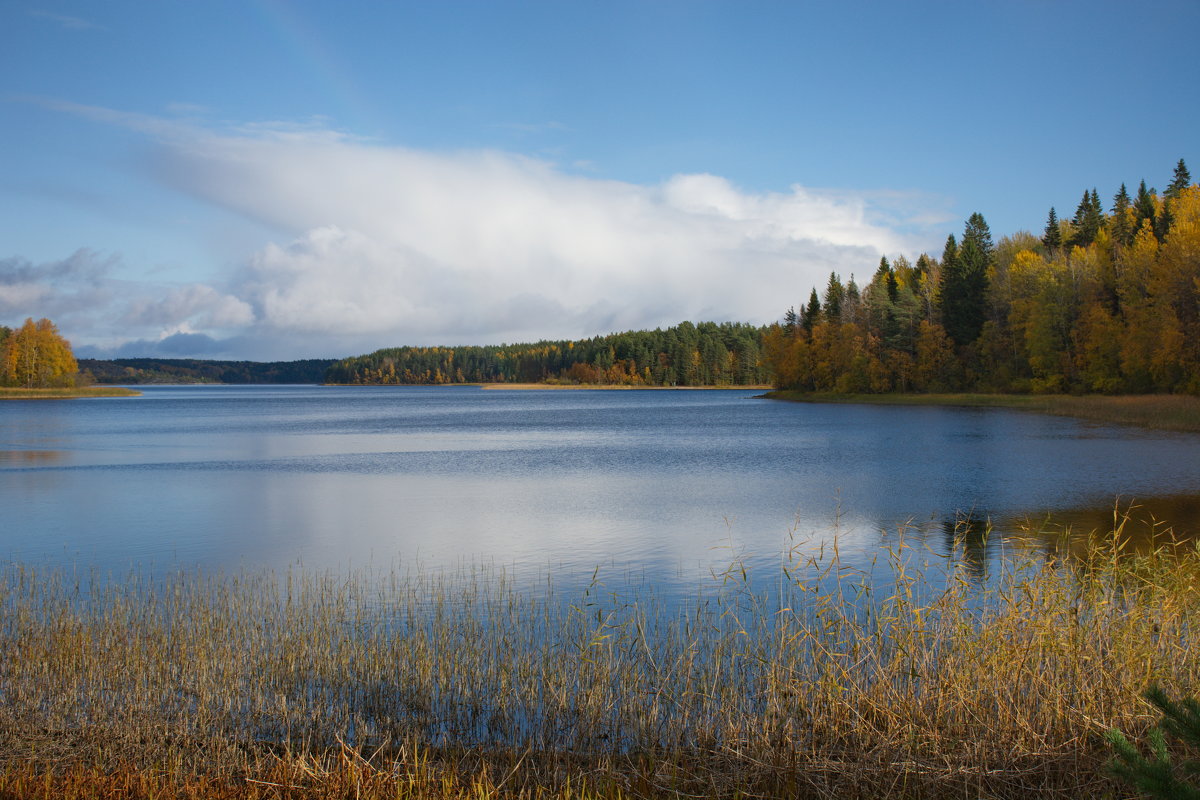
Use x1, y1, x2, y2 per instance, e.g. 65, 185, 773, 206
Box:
963, 212, 995, 258
939, 217, 991, 347
823, 272, 844, 322
1166, 158, 1192, 200
1134, 180, 1158, 238
1042, 207, 1062, 251
1069, 190, 1103, 248
1111, 184, 1133, 246
844, 274, 861, 324
803, 288, 821, 332
874, 256, 891, 285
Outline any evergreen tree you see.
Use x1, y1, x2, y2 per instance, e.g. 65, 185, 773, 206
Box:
1111, 184, 1133, 246
914, 253, 932, 279
1042, 207, 1062, 251
873, 256, 892, 292
1069, 189, 1103, 248
783, 306, 798, 333
936, 234, 957, 325
1166, 158, 1192, 200
823, 272, 845, 322
940, 217, 991, 347
803, 288, 821, 333
1134, 180, 1158, 237
1108, 687, 1200, 800
963, 212, 995, 259
844, 275, 862, 324
1157, 199, 1175, 241
1159, 159, 1192, 239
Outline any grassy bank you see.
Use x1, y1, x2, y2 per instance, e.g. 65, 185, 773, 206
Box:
0, 385, 140, 399
765, 390, 1200, 433
2, 530, 1197, 799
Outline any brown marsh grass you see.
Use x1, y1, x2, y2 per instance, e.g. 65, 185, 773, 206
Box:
2, 522, 1198, 799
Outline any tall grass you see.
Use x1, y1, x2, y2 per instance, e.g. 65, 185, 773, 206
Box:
2, 525, 1198, 798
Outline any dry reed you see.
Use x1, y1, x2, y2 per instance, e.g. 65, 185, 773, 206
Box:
1, 522, 1197, 799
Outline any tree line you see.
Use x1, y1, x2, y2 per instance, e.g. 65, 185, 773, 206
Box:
325, 321, 770, 386
80, 358, 336, 385
765, 159, 1199, 394
0, 318, 79, 388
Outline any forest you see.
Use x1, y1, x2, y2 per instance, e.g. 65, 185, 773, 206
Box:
765, 159, 1200, 395
0, 317, 79, 388
325, 321, 770, 386
80, 358, 336, 385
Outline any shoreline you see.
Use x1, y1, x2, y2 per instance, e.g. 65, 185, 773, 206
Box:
480, 382, 771, 391
322, 382, 772, 391
0, 386, 141, 399
764, 390, 1200, 433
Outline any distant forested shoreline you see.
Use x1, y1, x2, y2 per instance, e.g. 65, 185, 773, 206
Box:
79, 358, 337, 385
325, 321, 770, 386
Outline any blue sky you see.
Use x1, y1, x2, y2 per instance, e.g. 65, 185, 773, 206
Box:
2, 1, 1197, 360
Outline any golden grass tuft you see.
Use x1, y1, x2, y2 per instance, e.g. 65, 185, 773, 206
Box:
2, 523, 1198, 798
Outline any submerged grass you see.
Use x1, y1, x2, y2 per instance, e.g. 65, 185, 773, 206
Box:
764, 391, 1200, 433
2, 525, 1199, 799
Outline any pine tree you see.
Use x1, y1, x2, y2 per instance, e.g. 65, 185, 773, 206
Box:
783, 306, 798, 334
1042, 207, 1062, 251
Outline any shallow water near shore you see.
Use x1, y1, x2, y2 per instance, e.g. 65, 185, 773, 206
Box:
2, 384, 1199, 599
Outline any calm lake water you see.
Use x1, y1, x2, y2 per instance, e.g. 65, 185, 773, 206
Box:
3, 385, 1200, 597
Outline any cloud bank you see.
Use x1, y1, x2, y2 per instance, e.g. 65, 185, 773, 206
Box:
6, 107, 947, 359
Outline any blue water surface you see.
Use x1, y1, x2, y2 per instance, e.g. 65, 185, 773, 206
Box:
3, 385, 1199, 597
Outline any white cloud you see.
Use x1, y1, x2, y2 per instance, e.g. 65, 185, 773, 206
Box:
12, 107, 949, 357
122, 284, 254, 330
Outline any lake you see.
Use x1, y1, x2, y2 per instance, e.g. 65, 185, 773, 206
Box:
3, 385, 1200, 598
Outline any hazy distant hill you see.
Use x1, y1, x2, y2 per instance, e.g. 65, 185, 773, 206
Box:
80, 358, 336, 385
